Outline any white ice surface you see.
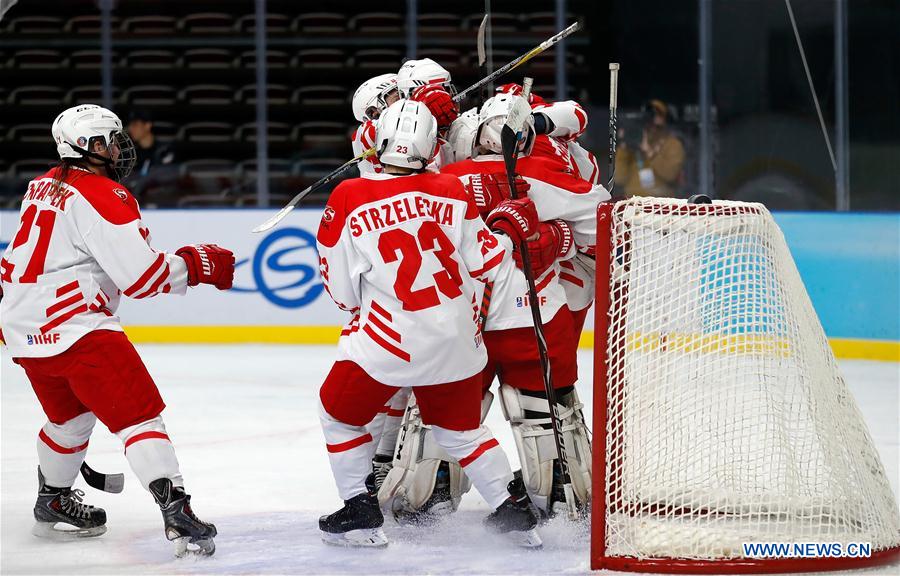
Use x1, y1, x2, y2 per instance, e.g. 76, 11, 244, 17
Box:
2, 346, 898, 575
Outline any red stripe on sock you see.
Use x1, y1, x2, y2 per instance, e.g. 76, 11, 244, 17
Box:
39, 429, 89, 454
326, 433, 373, 453
124, 431, 170, 450
459, 438, 499, 468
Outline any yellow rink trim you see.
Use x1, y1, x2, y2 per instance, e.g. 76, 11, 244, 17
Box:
121, 326, 899, 362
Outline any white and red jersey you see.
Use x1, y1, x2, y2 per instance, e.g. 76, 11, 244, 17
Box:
351, 120, 384, 176
1, 166, 188, 358
530, 100, 602, 186
442, 155, 609, 329
316, 171, 513, 387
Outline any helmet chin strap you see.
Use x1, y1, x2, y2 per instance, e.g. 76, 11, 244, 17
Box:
70, 143, 118, 179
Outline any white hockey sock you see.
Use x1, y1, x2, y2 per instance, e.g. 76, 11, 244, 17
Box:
319, 399, 377, 500
36, 413, 96, 487
375, 387, 411, 457
431, 425, 514, 510
117, 416, 183, 491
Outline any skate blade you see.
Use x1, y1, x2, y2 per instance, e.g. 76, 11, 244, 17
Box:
321, 527, 388, 548
32, 521, 107, 540
505, 528, 543, 549
424, 500, 454, 516
173, 536, 216, 557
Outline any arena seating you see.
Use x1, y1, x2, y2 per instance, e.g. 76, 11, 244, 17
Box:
0, 0, 592, 206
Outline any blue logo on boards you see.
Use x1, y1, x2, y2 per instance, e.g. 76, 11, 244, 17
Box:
232, 227, 324, 309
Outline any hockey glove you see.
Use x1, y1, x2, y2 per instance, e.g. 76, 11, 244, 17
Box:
176, 244, 235, 290
411, 85, 460, 131
486, 198, 540, 244
465, 173, 531, 216
513, 219, 574, 277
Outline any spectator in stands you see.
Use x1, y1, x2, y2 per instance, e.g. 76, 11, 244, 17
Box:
124, 109, 178, 205
615, 99, 685, 198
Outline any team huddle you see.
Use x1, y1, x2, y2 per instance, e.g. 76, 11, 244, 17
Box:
0, 56, 608, 556
316, 58, 609, 548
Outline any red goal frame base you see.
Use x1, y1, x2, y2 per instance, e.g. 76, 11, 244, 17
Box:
591, 546, 900, 574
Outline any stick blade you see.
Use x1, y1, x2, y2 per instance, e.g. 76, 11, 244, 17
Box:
500, 125, 520, 178
477, 14, 489, 66
252, 204, 295, 233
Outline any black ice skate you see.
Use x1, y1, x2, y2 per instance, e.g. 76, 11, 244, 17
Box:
484, 477, 543, 548
372, 454, 393, 491
319, 474, 387, 548
149, 478, 217, 557
32, 467, 107, 539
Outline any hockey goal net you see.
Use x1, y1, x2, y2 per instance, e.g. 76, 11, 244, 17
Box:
591, 197, 900, 573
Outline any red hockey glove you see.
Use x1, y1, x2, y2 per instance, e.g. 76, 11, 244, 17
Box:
411, 84, 460, 129
465, 173, 531, 216
176, 244, 235, 290
513, 219, 574, 276
486, 198, 540, 244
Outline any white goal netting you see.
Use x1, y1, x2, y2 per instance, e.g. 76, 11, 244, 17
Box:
599, 197, 900, 562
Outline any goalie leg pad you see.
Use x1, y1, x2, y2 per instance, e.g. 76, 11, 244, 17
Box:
498, 384, 592, 514
377, 401, 466, 518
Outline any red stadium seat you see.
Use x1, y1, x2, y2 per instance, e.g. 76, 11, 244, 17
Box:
5, 16, 63, 34
177, 123, 234, 143
348, 12, 404, 33
8, 50, 65, 69
121, 16, 177, 35
292, 13, 346, 34
351, 49, 403, 70
236, 84, 290, 105
180, 85, 235, 106
290, 85, 345, 107
236, 13, 289, 34
121, 85, 177, 106
178, 13, 235, 35
7, 85, 65, 105
291, 49, 346, 70
179, 49, 234, 69
123, 50, 178, 69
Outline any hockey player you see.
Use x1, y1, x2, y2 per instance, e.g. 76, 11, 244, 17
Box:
315, 99, 543, 548
398, 58, 460, 170
440, 93, 610, 517
0, 105, 233, 556
351, 73, 400, 176
494, 84, 599, 339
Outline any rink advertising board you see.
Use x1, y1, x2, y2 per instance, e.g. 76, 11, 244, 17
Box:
1, 209, 897, 361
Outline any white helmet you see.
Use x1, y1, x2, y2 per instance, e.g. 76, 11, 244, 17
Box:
351, 73, 399, 122
446, 107, 480, 163
51, 104, 136, 181
397, 58, 456, 98
375, 99, 437, 170
473, 94, 535, 158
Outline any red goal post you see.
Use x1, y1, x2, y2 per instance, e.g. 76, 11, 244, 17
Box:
590, 198, 900, 573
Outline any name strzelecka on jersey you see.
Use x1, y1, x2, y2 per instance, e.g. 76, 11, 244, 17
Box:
349, 194, 457, 237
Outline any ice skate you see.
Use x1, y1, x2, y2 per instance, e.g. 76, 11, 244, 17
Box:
320, 474, 387, 548
32, 468, 107, 540
149, 478, 216, 557
372, 454, 393, 491
484, 477, 543, 548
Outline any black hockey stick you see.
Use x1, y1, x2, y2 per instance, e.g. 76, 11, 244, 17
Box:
607, 63, 620, 196
80, 462, 124, 493
500, 78, 579, 521
251, 23, 582, 234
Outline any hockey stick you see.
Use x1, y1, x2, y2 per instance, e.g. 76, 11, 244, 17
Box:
251, 148, 376, 233
476, 13, 489, 111
607, 63, 620, 195
251, 22, 582, 233
80, 462, 124, 493
500, 78, 579, 521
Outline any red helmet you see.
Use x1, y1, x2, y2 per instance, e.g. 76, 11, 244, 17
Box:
495, 83, 546, 106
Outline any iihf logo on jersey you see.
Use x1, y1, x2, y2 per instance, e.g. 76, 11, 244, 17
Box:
231, 227, 324, 308
516, 295, 547, 308
27, 333, 61, 345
